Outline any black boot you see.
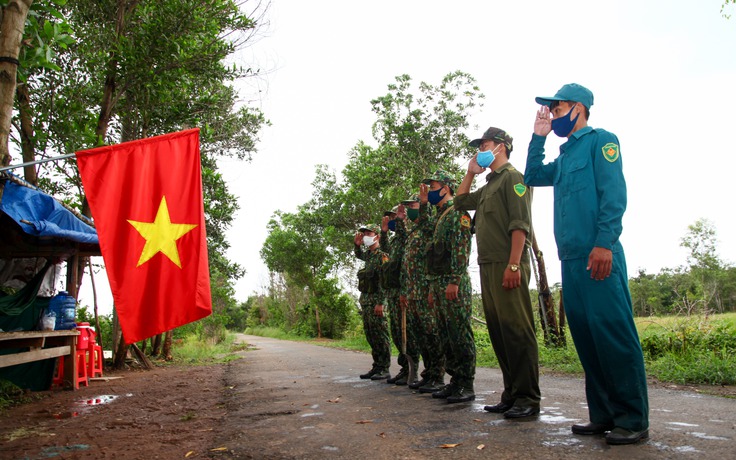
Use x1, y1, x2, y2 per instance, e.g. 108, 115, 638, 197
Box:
418, 378, 445, 394
359, 368, 377, 379
431, 382, 457, 399
446, 385, 475, 403
387, 368, 407, 384
408, 377, 428, 390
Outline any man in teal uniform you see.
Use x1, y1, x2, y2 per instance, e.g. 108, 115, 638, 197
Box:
354, 224, 392, 381
524, 83, 649, 444
419, 171, 476, 403
455, 127, 541, 418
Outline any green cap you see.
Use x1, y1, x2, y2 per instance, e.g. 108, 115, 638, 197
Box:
422, 170, 457, 190
401, 194, 420, 205
535, 83, 594, 109
359, 223, 380, 234
468, 127, 514, 153
383, 205, 399, 216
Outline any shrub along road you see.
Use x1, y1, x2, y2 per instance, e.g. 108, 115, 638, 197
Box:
1, 334, 734, 459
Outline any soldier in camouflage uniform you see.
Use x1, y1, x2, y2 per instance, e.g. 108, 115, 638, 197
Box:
380, 206, 421, 386
399, 195, 444, 391
354, 224, 392, 380
419, 170, 476, 403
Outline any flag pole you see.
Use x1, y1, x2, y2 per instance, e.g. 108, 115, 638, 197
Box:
0, 153, 76, 172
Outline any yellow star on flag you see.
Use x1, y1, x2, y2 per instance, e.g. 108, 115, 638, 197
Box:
128, 196, 197, 268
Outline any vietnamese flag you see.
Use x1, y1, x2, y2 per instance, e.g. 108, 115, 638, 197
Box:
76, 128, 212, 344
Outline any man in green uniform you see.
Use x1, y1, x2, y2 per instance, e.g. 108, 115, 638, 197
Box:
354, 224, 392, 380
455, 127, 541, 418
419, 171, 476, 403
524, 83, 649, 444
380, 206, 420, 385
399, 195, 445, 392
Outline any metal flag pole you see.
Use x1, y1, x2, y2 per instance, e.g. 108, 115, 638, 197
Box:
0, 153, 76, 173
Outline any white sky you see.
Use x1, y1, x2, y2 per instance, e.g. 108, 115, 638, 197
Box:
80, 0, 736, 311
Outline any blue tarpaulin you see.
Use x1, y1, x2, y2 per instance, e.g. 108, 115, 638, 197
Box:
0, 180, 98, 244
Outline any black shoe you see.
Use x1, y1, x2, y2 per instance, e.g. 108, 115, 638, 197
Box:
370, 370, 390, 380
394, 374, 410, 385
418, 379, 445, 393
431, 383, 457, 399
359, 368, 377, 379
503, 405, 540, 419
446, 386, 475, 403
408, 378, 428, 390
572, 422, 615, 435
483, 402, 513, 413
387, 368, 407, 384
605, 428, 649, 445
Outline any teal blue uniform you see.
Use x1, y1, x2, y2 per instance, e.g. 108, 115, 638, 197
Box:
525, 128, 649, 432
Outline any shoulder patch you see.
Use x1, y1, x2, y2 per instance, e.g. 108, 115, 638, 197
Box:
513, 183, 527, 197
602, 143, 620, 162
460, 215, 471, 228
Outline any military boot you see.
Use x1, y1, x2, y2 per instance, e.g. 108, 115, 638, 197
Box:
387, 368, 407, 384
370, 369, 391, 380
446, 385, 475, 403
418, 378, 445, 394
359, 368, 377, 379
408, 377, 428, 390
431, 382, 458, 399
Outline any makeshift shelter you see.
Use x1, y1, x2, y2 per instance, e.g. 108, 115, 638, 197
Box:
0, 174, 100, 390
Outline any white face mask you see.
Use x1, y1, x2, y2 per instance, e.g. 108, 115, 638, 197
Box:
362, 235, 376, 247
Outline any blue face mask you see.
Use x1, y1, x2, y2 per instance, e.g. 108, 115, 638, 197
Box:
387, 220, 396, 232
428, 187, 446, 205
476, 144, 501, 168
551, 104, 580, 137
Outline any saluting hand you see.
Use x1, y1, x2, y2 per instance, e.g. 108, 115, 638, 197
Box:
469, 153, 485, 175
374, 304, 385, 317
354, 232, 363, 245
587, 247, 613, 280
381, 215, 390, 232
419, 183, 429, 205
396, 204, 406, 220
534, 106, 552, 136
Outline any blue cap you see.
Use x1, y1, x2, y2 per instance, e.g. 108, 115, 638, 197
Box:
535, 83, 594, 109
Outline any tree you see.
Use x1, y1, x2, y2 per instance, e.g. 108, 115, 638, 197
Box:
681, 218, 723, 312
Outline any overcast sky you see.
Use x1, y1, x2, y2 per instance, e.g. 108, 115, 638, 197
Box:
81, 0, 736, 311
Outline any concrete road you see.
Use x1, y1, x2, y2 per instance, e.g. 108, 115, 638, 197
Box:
214, 334, 735, 459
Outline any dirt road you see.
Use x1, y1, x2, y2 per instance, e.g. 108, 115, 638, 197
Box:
1, 334, 735, 459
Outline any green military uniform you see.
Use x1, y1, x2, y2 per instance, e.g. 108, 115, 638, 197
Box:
354, 225, 391, 376
454, 162, 541, 410
399, 200, 440, 386
422, 171, 476, 398
380, 218, 421, 383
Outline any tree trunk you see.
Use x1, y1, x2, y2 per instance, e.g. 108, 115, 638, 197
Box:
0, 0, 32, 167
16, 82, 37, 184
152, 334, 162, 357
531, 234, 563, 347
162, 330, 173, 361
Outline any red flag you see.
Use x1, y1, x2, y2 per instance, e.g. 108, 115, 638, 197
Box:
76, 129, 211, 344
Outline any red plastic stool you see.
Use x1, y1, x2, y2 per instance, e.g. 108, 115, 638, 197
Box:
76, 349, 89, 388
87, 337, 103, 378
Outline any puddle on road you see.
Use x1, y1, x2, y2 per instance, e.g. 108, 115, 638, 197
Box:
688, 432, 729, 441
301, 412, 324, 418
322, 446, 339, 451
539, 414, 578, 424
52, 394, 125, 419
667, 422, 699, 427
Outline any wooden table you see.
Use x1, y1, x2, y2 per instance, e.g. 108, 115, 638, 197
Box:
0, 330, 80, 389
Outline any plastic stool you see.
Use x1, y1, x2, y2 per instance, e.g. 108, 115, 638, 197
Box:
76, 349, 89, 388
51, 356, 64, 388
88, 343, 103, 378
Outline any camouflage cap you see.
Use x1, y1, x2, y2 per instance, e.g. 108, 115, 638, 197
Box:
359, 223, 381, 234
469, 127, 514, 153
383, 205, 399, 216
422, 170, 457, 190
401, 194, 420, 205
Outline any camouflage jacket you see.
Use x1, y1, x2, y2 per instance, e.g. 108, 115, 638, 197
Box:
419, 199, 472, 286
354, 244, 388, 307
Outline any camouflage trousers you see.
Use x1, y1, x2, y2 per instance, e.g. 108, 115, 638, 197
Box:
429, 275, 476, 388
407, 295, 443, 381
360, 303, 391, 371
385, 289, 421, 374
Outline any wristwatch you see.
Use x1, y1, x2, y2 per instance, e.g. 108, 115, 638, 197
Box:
508, 264, 519, 272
